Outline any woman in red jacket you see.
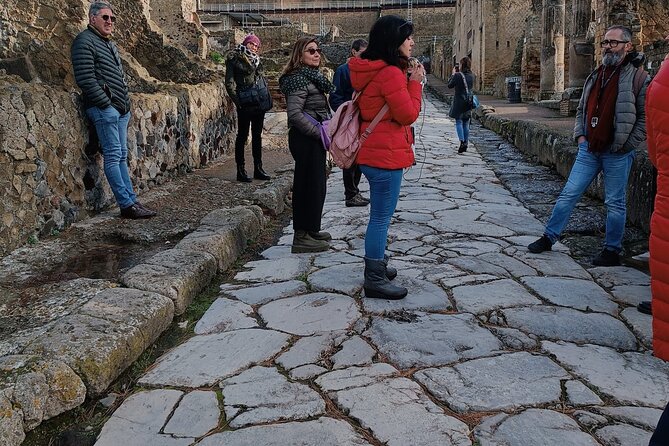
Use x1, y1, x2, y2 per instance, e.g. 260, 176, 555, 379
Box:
647, 39, 669, 362
349, 15, 424, 299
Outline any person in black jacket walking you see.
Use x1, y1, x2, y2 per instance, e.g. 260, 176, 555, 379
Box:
71, 1, 155, 219
447, 56, 476, 153
330, 39, 369, 207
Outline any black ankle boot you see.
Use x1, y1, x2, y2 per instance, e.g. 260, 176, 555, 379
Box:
237, 164, 252, 182
383, 255, 397, 281
458, 141, 468, 153
254, 163, 271, 180
363, 257, 407, 300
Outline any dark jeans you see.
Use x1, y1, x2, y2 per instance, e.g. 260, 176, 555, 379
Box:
343, 164, 362, 200
235, 109, 265, 166
289, 128, 326, 232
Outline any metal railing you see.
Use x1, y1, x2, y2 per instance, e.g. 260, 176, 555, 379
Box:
199, 0, 453, 13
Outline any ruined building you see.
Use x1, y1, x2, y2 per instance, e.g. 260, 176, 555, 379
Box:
443, 0, 669, 103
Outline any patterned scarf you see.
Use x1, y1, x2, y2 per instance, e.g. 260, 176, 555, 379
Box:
279, 67, 335, 95
236, 44, 259, 68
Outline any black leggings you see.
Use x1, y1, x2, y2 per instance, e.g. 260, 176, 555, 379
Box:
235, 109, 265, 165
288, 128, 326, 232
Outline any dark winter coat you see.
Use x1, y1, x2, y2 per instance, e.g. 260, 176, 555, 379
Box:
647, 57, 669, 362
71, 26, 131, 115
284, 82, 331, 141
574, 52, 650, 153
349, 58, 421, 169
447, 70, 475, 119
330, 62, 353, 112
225, 49, 266, 110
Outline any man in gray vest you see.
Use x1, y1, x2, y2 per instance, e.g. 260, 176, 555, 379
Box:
71, 1, 156, 219
528, 25, 648, 266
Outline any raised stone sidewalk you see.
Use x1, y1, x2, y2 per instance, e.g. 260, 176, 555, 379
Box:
94, 95, 667, 446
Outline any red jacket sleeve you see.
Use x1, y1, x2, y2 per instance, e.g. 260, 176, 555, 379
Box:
378, 66, 422, 126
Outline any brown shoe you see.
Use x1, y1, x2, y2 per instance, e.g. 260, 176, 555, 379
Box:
120, 204, 155, 219
134, 202, 157, 217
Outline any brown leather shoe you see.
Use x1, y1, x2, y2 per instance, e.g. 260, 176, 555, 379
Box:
120, 204, 155, 219
134, 202, 157, 217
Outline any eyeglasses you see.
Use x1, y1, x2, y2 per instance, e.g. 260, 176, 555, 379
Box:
600, 39, 628, 48
99, 14, 116, 23
304, 48, 322, 55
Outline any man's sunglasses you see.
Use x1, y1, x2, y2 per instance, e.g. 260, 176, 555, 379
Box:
304, 48, 322, 55
99, 14, 116, 23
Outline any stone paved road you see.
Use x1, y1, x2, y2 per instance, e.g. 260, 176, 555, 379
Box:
94, 95, 667, 446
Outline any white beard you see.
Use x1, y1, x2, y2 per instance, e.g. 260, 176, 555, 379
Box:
602, 52, 623, 66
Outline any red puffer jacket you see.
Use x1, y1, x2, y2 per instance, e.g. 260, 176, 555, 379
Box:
349, 58, 422, 169
647, 59, 669, 361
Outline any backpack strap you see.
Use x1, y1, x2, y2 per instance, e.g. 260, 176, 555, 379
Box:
361, 103, 390, 141
633, 67, 649, 97
459, 72, 470, 95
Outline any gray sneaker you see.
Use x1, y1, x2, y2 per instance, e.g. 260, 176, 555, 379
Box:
345, 194, 369, 207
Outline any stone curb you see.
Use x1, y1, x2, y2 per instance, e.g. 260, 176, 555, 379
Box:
0, 179, 291, 444
426, 84, 654, 233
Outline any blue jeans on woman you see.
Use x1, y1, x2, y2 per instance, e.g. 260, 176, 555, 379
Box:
544, 141, 636, 252
86, 106, 136, 209
359, 166, 403, 260
455, 117, 470, 142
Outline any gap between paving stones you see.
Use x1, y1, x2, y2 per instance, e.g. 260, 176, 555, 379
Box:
2, 176, 294, 446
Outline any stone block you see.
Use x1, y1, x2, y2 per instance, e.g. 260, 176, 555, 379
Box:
122, 248, 217, 315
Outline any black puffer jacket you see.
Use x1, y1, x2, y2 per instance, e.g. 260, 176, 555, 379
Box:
447, 70, 476, 119
225, 49, 265, 109
71, 26, 131, 115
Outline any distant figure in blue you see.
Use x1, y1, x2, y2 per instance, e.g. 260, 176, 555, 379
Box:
330, 39, 370, 207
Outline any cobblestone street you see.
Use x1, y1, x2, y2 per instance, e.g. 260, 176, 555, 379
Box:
94, 94, 668, 446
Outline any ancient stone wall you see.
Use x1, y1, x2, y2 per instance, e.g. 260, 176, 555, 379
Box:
150, 0, 210, 58
0, 0, 238, 256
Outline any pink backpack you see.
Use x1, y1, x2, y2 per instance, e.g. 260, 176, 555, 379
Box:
326, 90, 389, 169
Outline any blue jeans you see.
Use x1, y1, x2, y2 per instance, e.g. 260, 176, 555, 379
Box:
360, 166, 403, 260
455, 117, 470, 142
544, 141, 636, 252
86, 106, 136, 209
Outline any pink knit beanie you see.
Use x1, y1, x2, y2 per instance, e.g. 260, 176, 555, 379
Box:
242, 34, 261, 47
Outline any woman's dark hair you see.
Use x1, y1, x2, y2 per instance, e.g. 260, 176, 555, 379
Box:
460, 56, 472, 73
361, 15, 413, 70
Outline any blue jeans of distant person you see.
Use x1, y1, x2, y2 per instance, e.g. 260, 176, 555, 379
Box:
360, 166, 403, 260
544, 141, 636, 252
86, 106, 136, 209
455, 117, 470, 142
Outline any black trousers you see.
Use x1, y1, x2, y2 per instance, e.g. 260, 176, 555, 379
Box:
235, 109, 265, 166
651, 402, 669, 446
342, 164, 362, 200
289, 128, 326, 232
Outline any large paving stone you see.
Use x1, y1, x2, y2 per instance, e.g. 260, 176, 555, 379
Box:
595, 424, 652, 446
332, 336, 376, 369
276, 334, 336, 370
331, 377, 471, 446
565, 380, 603, 406
477, 252, 538, 276
366, 313, 502, 368
514, 251, 592, 280
430, 209, 515, 237
0, 355, 86, 430
235, 257, 310, 283
447, 256, 511, 277
176, 206, 264, 271
609, 285, 651, 306
361, 278, 451, 313
543, 341, 669, 408
474, 409, 599, 445
194, 297, 257, 335
452, 279, 541, 313
21, 288, 173, 396
595, 406, 663, 430
121, 248, 217, 314
308, 263, 364, 296
589, 266, 650, 288
259, 293, 360, 336
163, 390, 219, 437
415, 352, 569, 412
197, 418, 371, 446
316, 363, 399, 392
139, 329, 290, 387
620, 307, 652, 348
520, 277, 618, 314
502, 306, 637, 350
95, 389, 191, 446
223, 280, 307, 305
220, 366, 325, 427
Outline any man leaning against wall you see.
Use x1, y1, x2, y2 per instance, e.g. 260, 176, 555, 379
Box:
71, 1, 156, 219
